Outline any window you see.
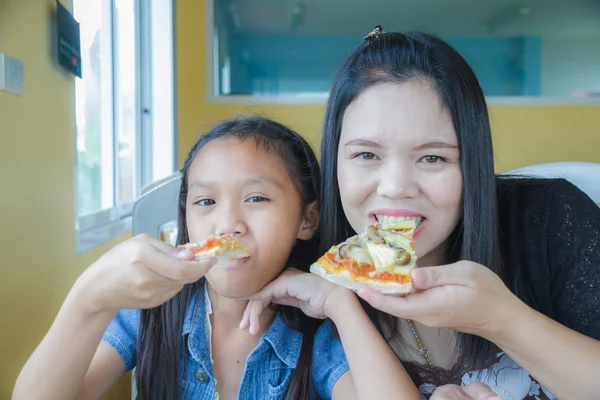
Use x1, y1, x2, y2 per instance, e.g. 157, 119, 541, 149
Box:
208, 0, 600, 104
74, 0, 176, 253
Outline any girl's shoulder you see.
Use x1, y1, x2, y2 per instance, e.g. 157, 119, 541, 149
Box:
312, 319, 350, 399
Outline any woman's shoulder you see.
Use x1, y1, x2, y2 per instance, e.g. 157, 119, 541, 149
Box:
496, 176, 600, 339
497, 175, 581, 199
496, 176, 597, 219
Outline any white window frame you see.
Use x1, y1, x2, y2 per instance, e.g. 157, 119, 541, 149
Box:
204, 0, 600, 106
75, 0, 176, 254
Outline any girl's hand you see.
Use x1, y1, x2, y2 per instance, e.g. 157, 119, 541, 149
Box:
357, 260, 522, 337
240, 268, 352, 335
430, 382, 502, 400
75, 234, 216, 314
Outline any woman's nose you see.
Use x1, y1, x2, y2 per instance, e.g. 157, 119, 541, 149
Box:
376, 161, 419, 200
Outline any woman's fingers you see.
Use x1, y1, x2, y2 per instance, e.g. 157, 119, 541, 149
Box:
411, 263, 476, 290
461, 382, 503, 400
356, 287, 428, 319
430, 384, 472, 399
431, 383, 501, 400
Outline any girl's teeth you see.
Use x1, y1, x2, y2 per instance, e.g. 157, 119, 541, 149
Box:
376, 215, 423, 225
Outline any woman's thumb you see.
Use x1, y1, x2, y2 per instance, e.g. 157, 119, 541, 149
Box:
461, 382, 502, 399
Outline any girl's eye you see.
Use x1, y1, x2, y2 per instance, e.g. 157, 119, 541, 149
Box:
196, 199, 215, 206
247, 196, 269, 203
353, 152, 379, 161
420, 155, 446, 164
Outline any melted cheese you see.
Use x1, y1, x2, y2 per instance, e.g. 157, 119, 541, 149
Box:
317, 223, 417, 283
379, 219, 417, 231
378, 230, 414, 254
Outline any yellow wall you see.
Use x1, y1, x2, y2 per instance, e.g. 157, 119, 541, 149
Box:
176, 0, 600, 170
0, 1, 130, 398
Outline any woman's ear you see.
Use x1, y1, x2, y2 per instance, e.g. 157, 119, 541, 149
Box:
297, 201, 319, 241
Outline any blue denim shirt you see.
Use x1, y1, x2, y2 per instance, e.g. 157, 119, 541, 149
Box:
102, 280, 349, 399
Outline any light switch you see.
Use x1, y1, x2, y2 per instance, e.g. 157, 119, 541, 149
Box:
0, 53, 24, 95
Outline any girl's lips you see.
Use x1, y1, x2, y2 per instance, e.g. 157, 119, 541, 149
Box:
223, 256, 250, 269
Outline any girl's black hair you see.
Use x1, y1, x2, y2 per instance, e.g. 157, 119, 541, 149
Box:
135, 115, 321, 400
320, 30, 504, 372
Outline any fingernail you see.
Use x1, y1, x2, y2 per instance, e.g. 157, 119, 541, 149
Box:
176, 250, 193, 259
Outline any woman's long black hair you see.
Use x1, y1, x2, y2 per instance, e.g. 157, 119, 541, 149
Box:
135, 116, 322, 399
320, 30, 505, 372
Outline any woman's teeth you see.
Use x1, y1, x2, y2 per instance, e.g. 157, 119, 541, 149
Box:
376, 215, 423, 226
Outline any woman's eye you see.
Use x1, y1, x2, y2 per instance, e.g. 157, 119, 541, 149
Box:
196, 199, 215, 206
420, 155, 446, 164
353, 152, 379, 161
247, 196, 268, 203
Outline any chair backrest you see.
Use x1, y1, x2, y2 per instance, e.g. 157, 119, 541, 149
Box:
132, 172, 182, 240
130, 172, 182, 399
503, 161, 600, 203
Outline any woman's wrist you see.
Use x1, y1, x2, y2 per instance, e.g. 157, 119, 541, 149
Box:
477, 292, 532, 344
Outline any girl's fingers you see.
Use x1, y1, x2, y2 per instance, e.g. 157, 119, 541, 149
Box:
240, 301, 253, 330
145, 249, 216, 283
271, 296, 302, 308
248, 300, 266, 335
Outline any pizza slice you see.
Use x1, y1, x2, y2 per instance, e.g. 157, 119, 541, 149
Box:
178, 234, 249, 264
310, 220, 417, 294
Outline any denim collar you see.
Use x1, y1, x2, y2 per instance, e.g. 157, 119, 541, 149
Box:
182, 279, 303, 368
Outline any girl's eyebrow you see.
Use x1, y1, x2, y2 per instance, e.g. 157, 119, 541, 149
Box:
190, 179, 213, 189
242, 176, 284, 190
190, 176, 283, 190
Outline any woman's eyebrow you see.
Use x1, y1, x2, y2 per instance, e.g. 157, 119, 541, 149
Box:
344, 138, 382, 148
414, 142, 458, 150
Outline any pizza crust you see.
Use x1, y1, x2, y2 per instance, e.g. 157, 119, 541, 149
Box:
179, 235, 249, 264
310, 261, 414, 295
197, 247, 249, 264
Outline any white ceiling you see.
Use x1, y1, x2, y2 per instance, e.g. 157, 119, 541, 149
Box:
220, 0, 600, 37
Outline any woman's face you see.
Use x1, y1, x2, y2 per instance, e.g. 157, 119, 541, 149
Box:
337, 81, 463, 266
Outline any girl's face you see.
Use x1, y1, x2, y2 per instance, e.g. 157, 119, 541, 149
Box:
337, 81, 463, 266
186, 137, 318, 298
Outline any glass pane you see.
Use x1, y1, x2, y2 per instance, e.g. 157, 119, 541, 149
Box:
74, 0, 114, 216
150, 0, 175, 183
115, 0, 137, 204
213, 0, 600, 98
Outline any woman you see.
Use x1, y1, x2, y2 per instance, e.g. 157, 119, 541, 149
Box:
248, 28, 600, 399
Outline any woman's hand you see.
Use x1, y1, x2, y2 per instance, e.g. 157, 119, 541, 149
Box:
357, 260, 522, 337
429, 382, 502, 400
74, 234, 216, 314
240, 268, 352, 334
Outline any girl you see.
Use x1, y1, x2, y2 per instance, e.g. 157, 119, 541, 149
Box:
244, 29, 600, 399
13, 116, 422, 400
